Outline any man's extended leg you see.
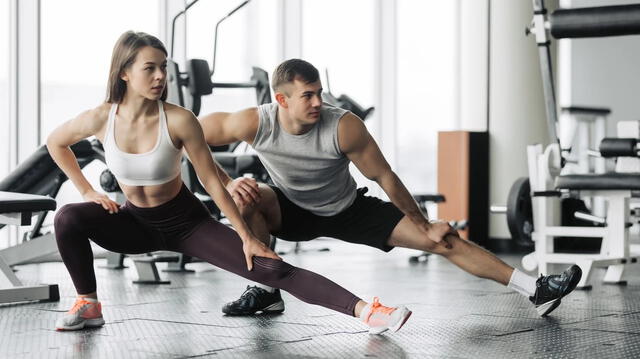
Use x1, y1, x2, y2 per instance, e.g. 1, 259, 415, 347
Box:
387, 217, 582, 316
223, 184, 287, 315
389, 217, 514, 283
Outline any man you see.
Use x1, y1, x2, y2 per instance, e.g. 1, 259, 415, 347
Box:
199, 59, 581, 318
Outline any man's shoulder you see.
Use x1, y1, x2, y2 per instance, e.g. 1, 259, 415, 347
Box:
320, 102, 349, 119
337, 113, 368, 153
256, 102, 278, 120
253, 104, 277, 137
229, 107, 260, 143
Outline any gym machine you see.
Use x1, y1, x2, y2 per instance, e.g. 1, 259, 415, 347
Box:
510, 0, 640, 288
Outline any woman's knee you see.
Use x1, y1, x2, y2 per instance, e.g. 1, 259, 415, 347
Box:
54, 202, 102, 238
54, 203, 85, 231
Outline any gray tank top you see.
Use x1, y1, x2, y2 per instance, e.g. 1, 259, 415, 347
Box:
253, 103, 357, 216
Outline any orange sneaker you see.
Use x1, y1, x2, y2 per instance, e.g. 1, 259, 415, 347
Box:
360, 297, 412, 334
55, 297, 105, 331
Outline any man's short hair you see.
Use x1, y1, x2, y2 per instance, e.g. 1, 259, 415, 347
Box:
271, 59, 320, 94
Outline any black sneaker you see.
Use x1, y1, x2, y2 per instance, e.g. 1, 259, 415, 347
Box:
529, 264, 582, 317
222, 286, 285, 316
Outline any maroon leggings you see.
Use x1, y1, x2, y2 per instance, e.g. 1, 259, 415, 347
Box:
54, 185, 360, 316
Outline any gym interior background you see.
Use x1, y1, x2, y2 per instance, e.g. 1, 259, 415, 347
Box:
2, 0, 640, 358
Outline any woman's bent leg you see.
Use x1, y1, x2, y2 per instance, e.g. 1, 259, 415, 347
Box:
54, 202, 163, 294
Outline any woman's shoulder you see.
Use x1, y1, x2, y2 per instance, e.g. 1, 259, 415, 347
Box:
75, 102, 111, 132
163, 102, 196, 122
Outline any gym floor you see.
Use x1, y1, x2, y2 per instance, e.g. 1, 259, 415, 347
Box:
2, 239, 640, 358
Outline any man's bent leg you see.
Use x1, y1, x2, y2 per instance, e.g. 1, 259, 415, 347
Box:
225, 183, 285, 315
236, 183, 282, 245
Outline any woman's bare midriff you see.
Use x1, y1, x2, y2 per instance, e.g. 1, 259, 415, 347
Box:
119, 175, 183, 208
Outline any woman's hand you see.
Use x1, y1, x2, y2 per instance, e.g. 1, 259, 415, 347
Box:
82, 189, 120, 214
241, 235, 282, 271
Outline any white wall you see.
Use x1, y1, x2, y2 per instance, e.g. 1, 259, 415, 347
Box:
0, 0, 9, 179
488, 0, 551, 239
459, 0, 489, 131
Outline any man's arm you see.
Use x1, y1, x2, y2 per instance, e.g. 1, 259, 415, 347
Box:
338, 113, 427, 225
199, 108, 259, 148
199, 108, 259, 187
199, 107, 261, 203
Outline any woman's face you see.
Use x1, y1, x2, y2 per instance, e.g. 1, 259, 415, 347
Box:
121, 46, 167, 100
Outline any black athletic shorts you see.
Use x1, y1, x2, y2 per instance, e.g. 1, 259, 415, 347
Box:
271, 186, 405, 252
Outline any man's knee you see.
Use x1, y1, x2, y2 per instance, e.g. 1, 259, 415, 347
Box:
236, 200, 257, 217
237, 186, 277, 216
428, 234, 469, 256
418, 236, 442, 253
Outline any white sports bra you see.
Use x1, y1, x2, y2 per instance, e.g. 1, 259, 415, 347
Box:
104, 101, 182, 186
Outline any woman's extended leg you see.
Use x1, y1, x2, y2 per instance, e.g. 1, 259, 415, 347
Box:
173, 218, 358, 315
171, 218, 412, 333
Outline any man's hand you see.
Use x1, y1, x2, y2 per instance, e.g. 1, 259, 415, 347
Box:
82, 189, 119, 214
419, 220, 458, 249
241, 236, 282, 271
226, 177, 261, 207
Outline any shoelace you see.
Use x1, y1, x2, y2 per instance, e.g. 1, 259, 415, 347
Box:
365, 297, 395, 324
68, 299, 92, 314
534, 274, 565, 299
239, 286, 262, 301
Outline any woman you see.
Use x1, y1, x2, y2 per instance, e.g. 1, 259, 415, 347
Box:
47, 31, 411, 334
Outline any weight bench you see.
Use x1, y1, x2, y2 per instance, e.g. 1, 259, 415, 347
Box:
0, 191, 59, 304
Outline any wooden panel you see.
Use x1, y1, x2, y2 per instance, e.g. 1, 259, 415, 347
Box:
437, 131, 470, 239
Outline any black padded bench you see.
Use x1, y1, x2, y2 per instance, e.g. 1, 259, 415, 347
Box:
0, 191, 59, 304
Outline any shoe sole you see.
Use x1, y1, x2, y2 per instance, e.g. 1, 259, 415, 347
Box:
223, 301, 285, 316
368, 307, 412, 335
56, 317, 105, 331
391, 308, 412, 332
259, 301, 285, 314
536, 298, 561, 317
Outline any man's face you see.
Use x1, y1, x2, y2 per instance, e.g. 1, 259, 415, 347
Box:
282, 78, 323, 125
